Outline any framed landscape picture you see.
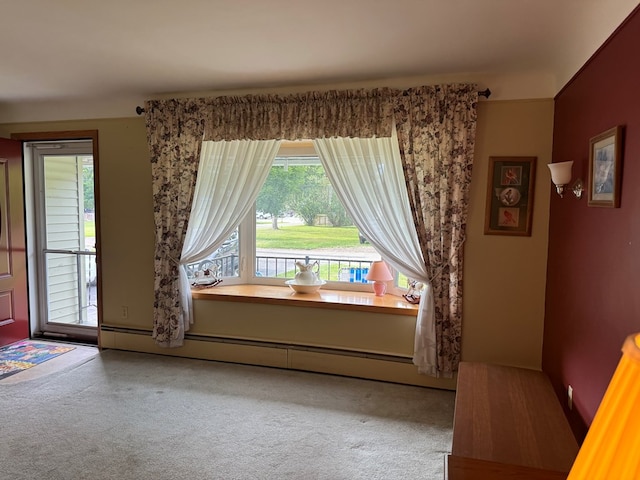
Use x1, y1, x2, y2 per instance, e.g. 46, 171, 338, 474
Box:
484, 156, 536, 236
588, 126, 622, 208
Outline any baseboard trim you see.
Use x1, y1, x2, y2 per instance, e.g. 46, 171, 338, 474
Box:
100, 326, 456, 390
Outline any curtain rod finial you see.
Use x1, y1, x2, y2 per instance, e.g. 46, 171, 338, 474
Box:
136, 106, 145, 115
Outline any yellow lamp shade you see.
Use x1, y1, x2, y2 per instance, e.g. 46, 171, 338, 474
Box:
567, 333, 640, 479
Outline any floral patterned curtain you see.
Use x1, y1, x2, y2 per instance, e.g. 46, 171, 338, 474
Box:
394, 84, 478, 377
144, 84, 478, 368
144, 98, 206, 347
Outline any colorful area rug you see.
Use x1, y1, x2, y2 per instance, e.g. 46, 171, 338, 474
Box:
0, 341, 75, 380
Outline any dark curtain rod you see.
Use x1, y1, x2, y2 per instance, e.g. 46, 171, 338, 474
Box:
135, 88, 491, 115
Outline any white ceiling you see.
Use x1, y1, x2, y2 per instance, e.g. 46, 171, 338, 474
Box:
1, 0, 638, 122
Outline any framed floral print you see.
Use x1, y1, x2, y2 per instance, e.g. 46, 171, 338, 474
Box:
484, 156, 536, 236
588, 126, 622, 208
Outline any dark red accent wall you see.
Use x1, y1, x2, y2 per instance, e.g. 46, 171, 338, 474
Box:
544, 5, 640, 441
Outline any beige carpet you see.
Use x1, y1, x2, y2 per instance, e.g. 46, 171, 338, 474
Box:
0, 348, 454, 479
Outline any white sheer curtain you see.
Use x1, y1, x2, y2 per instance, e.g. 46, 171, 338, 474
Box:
179, 139, 281, 329
313, 130, 436, 373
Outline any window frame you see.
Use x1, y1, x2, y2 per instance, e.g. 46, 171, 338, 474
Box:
222, 207, 403, 296
215, 143, 405, 297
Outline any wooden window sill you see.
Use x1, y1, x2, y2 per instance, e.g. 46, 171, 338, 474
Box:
192, 284, 419, 316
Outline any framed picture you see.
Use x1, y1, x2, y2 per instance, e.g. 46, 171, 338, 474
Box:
588, 126, 622, 208
484, 156, 536, 236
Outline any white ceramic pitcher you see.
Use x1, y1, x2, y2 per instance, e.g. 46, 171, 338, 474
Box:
294, 260, 319, 284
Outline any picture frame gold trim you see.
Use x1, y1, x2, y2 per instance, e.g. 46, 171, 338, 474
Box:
588, 126, 622, 208
484, 156, 536, 236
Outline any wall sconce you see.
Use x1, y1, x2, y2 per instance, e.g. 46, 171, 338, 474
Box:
547, 161, 584, 199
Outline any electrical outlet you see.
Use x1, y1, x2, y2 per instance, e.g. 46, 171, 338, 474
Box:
567, 385, 573, 410
121, 306, 129, 319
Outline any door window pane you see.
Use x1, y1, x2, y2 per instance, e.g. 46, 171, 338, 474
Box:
41, 151, 97, 327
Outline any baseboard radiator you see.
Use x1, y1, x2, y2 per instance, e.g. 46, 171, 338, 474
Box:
99, 325, 455, 389
101, 325, 411, 362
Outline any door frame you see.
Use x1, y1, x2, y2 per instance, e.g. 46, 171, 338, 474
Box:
11, 130, 101, 346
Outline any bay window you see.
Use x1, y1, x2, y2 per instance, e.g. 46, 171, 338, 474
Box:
186, 140, 403, 294
145, 84, 478, 377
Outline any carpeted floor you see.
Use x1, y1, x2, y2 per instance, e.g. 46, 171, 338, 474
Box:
0, 349, 454, 480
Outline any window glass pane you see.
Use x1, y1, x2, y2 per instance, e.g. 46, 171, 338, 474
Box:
186, 229, 239, 283
255, 159, 390, 285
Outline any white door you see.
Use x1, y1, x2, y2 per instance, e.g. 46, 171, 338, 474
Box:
27, 141, 98, 341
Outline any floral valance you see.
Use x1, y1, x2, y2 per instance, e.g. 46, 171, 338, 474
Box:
146, 86, 478, 142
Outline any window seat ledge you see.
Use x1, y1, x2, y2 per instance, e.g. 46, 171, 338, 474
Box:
192, 284, 419, 317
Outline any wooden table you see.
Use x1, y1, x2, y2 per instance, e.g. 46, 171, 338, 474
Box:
448, 362, 579, 479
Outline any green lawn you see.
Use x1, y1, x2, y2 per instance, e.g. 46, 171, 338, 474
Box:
256, 225, 411, 286
82, 222, 362, 249
85, 221, 95, 238
256, 225, 361, 249
257, 225, 372, 281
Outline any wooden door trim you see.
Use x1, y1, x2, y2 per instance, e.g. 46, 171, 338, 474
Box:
11, 130, 102, 347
